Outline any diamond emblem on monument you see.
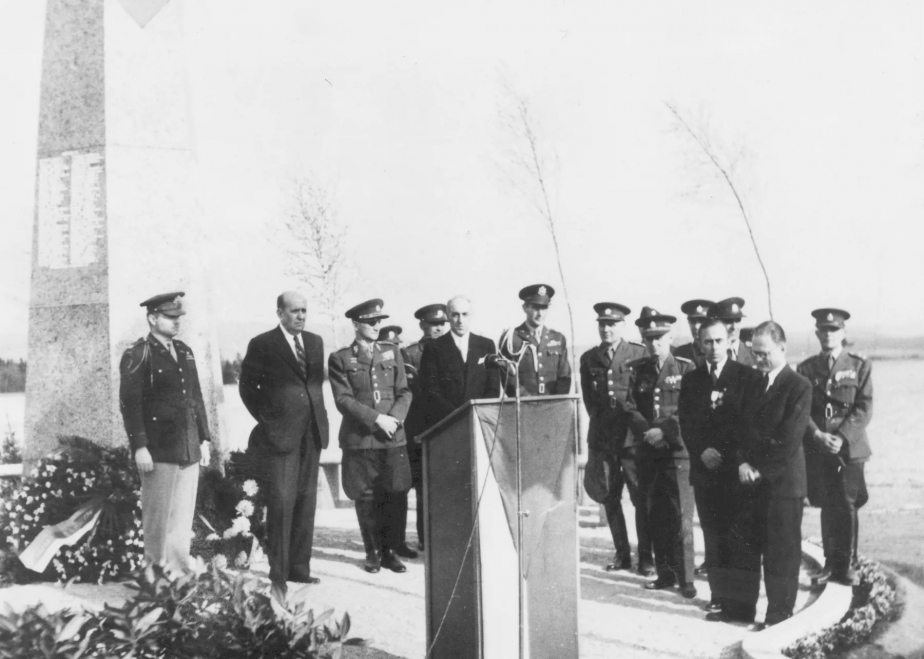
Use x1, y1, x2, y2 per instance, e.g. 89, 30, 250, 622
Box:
118, 0, 172, 28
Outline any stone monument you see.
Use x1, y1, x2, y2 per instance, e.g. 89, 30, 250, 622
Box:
24, 0, 223, 470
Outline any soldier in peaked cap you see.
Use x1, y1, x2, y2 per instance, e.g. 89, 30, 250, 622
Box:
797, 308, 872, 586
628, 308, 697, 597
579, 302, 653, 574
498, 284, 572, 396
708, 297, 757, 367
119, 292, 211, 574
328, 299, 413, 574
378, 325, 403, 346
400, 303, 449, 552
674, 300, 714, 368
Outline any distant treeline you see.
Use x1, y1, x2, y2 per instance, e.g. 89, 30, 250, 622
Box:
221, 354, 243, 385
0, 358, 26, 393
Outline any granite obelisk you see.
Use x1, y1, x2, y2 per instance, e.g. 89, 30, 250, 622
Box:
24, 0, 223, 470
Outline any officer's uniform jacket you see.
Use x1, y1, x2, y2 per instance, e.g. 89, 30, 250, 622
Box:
579, 339, 647, 450
119, 334, 210, 465
329, 341, 412, 450
500, 323, 572, 396
673, 342, 705, 369
402, 339, 430, 394
629, 353, 694, 463
730, 341, 758, 368
797, 350, 872, 463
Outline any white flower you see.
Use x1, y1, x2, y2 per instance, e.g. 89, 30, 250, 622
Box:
212, 554, 228, 570
242, 480, 258, 497
235, 500, 255, 518
223, 515, 251, 538
205, 533, 220, 541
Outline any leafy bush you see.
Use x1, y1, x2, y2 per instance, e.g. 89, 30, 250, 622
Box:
783, 557, 902, 659
0, 562, 365, 658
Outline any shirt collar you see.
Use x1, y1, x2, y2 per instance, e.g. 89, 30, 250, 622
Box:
766, 363, 786, 388
825, 346, 843, 361
451, 331, 469, 354
711, 356, 728, 379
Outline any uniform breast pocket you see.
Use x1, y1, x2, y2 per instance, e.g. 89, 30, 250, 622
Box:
379, 360, 396, 385
346, 367, 366, 388
834, 381, 857, 402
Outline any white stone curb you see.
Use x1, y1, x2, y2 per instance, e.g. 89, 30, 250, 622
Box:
740, 541, 853, 659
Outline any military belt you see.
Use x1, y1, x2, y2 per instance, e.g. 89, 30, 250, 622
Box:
373, 390, 381, 404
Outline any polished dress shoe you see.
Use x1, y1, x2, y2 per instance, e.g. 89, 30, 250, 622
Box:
363, 551, 381, 574
605, 558, 633, 572
694, 562, 708, 576
706, 610, 754, 624
393, 544, 419, 560
746, 622, 766, 632
812, 565, 834, 585
680, 584, 697, 599
290, 575, 320, 585
831, 566, 858, 586
644, 577, 676, 591
637, 562, 656, 577
380, 548, 407, 573
705, 599, 723, 612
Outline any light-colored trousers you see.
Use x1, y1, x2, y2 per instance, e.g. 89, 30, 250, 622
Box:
141, 462, 199, 573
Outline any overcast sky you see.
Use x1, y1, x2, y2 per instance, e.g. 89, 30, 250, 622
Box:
1, 1, 922, 357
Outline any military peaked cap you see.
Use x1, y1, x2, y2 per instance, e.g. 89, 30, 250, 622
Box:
708, 297, 746, 321
414, 304, 448, 324
680, 299, 715, 319
593, 302, 631, 322
378, 325, 403, 341
519, 284, 555, 306
345, 299, 389, 321
812, 308, 850, 329
635, 306, 676, 336
140, 292, 186, 317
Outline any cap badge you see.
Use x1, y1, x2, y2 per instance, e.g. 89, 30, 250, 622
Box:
538, 286, 547, 296
436, 310, 444, 318
375, 305, 381, 312
696, 306, 703, 314
173, 296, 181, 305
605, 308, 613, 316
388, 332, 395, 339
827, 313, 834, 321
649, 321, 656, 329
731, 303, 739, 313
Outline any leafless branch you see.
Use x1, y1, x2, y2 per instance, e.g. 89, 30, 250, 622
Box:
283, 178, 354, 348
497, 76, 578, 387
665, 102, 774, 319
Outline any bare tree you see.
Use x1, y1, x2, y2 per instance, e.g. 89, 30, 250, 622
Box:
283, 178, 354, 348
496, 76, 578, 385
665, 102, 774, 318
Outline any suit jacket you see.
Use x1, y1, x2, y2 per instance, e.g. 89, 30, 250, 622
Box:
740, 365, 811, 499
499, 323, 572, 396
328, 341, 412, 450
119, 334, 210, 465
405, 332, 499, 438
579, 339, 648, 451
679, 359, 762, 485
239, 327, 330, 454
797, 351, 872, 462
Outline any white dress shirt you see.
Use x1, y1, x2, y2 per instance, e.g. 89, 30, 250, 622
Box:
710, 356, 729, 381
451, 331, 470, 359
279, 324, 302, 358
765, 363, 786, 390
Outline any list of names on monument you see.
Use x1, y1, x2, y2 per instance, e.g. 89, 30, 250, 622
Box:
37, 152, 105, 269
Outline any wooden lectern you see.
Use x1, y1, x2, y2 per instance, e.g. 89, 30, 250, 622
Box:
420, 395, 580, 659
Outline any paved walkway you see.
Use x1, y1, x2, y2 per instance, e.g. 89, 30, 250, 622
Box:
0, 506, 848, 659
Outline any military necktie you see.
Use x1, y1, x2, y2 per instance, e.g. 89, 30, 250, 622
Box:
606, 345, 615, 362
293, 334, 308, 378
827, 353, 835, 373
167, 341, 177, 362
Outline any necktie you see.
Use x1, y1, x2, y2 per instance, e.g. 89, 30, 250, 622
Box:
762, 374, 770, 393
606, 346, 615, 362
710, 364, 718, 386
167, 341, 177, 361
293, 335, 308, 377
827, 354, 835, 372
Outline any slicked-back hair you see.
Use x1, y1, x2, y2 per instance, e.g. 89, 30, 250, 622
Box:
276, 293, 286, 311
754, 320, 787, 345
447, 295, 472, 311
698, 317, 728, 338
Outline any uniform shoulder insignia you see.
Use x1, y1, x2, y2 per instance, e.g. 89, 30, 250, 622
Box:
626, 356, 650, 369
674, 356, 692, 364
848, 352, 867, 362
629, 340, 645, 347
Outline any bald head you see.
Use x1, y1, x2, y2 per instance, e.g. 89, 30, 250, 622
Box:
277, 291, 307, 335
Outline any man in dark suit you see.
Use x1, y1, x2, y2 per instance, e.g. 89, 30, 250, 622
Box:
409, 296, 500, 433
239, 291, 330, 600
120, 292, 211, 575
730, 321, 812, 628
679, 317, 762, 617
329, 298, 413, 575
580, 302, 652, 574
798, 308, 872, 586
397, 303, 449, 552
